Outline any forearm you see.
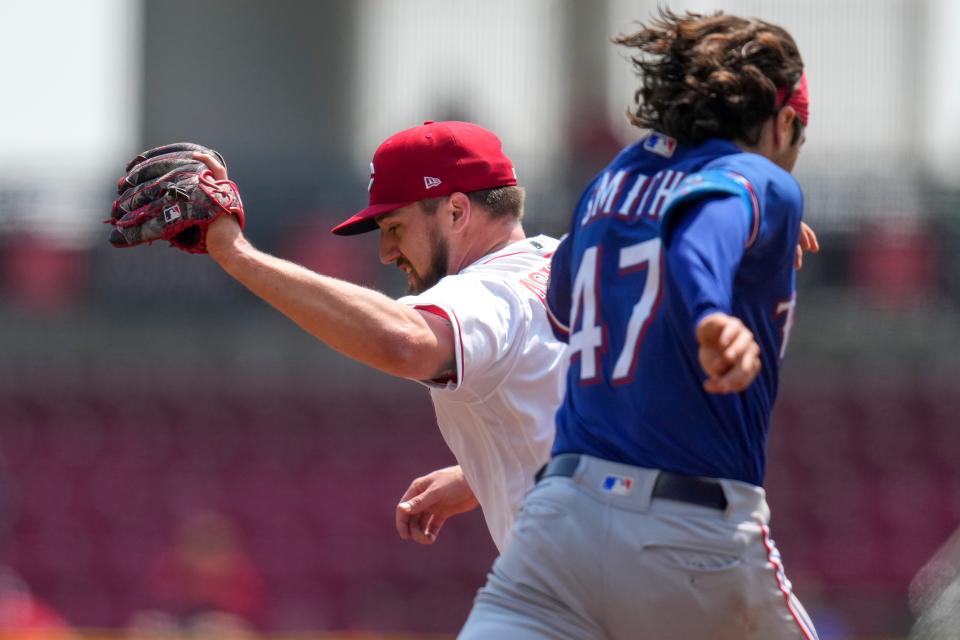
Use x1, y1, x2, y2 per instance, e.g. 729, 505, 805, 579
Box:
209, 231, 448, 379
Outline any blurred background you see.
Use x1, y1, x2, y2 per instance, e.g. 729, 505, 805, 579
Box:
0, 0, 958, 638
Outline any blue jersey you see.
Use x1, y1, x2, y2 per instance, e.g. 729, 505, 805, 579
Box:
546, 133, 803, 486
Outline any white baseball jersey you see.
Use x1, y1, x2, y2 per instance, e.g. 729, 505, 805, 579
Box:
399, 234, 566, 552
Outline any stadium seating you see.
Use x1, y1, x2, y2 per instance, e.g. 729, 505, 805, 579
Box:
0, 385, 957, 632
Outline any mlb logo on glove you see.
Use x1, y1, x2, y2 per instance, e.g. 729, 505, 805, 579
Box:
163, 204, 182, 223
108, 142, 245, 254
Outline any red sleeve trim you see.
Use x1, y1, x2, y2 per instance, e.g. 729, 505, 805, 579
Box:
416, 304, 448, 320
413, 304, 464, 386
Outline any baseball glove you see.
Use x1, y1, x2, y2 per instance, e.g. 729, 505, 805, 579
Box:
108, 142, 245, 254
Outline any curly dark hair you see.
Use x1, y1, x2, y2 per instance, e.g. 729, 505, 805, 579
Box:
614, 9, 804, 146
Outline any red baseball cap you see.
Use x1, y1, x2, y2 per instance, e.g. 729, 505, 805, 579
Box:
331, 121, 518, 236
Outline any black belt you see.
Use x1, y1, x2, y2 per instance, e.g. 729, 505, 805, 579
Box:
536, 454, 728, 511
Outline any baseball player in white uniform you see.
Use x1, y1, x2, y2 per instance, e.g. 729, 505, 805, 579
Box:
167, 121, 565, 552
393, 235, 562, 550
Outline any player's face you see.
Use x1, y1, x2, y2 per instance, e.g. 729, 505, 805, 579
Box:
377, 204, 450, 294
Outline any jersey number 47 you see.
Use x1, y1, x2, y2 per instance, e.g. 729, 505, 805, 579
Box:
569, 238, 661, 385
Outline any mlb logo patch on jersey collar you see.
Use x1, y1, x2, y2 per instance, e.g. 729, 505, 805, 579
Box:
643, 132, 677, 158
601, 474, 634, 496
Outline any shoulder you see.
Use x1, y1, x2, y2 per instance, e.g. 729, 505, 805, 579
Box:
701, 152, 803, 219
403, 236, 558, 311
464, 235, 559, 276
401, 272, 501, 307
663, 152, 802, 239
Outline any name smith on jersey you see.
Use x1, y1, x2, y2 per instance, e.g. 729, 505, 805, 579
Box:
580, 168, 687, 228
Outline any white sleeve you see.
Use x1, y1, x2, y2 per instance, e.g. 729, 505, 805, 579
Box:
399, 276, 528, 400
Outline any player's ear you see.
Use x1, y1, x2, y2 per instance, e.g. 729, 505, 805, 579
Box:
447, 192, 472, 232
774, 107, 797, 152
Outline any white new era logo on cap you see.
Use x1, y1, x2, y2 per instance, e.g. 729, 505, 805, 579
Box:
424, 176, 441, 189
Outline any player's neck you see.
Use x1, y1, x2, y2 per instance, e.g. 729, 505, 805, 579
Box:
450, 221, 526, 273
734, 116, 799, 173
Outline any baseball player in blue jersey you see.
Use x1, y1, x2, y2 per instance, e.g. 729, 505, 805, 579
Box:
460, 10, 819, 640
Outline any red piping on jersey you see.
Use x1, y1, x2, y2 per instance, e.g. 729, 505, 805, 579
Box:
545, 301, 570, 336
725, 172, 761, 249
743, 179, 761, 248
760, 523, 816, 640
481, 250, 554, 265
413, 303, 465, 386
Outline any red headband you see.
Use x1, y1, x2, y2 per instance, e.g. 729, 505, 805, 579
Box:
775, 73, 809, 126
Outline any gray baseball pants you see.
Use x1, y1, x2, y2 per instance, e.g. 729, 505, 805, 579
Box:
459, 454, 818, 640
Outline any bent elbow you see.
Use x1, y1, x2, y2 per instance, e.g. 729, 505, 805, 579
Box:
379, 328, 448, 381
